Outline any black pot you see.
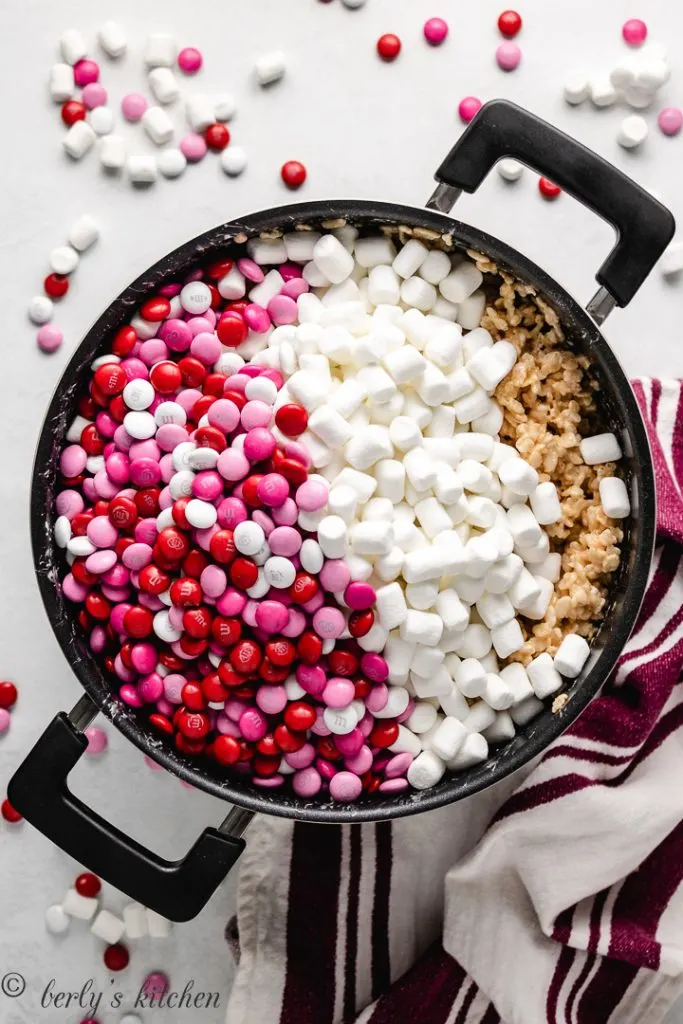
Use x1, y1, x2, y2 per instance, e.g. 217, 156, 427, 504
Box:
10, 101, 674, 921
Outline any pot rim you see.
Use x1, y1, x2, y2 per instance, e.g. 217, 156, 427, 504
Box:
31, 199, 656, 823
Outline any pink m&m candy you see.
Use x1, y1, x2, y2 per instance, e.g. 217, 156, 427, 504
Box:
458, 96, 482, 123
622, 18, 647, 46
658, 107, 683, 136
121, 93, 148, 121
423, 17, 448, 45
496, 41, 521, 71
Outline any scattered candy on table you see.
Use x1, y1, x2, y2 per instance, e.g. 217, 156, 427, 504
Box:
622, 18, 647, 46
281, 161, 307, 189
1, 798, 22, 823
658, 107, 683, 136
84, 725, 108, 754
458, 96, 482, 123
538, 177, 561, 199
497, 10, 522, 38
496, 42, 521, 72
178, 47, 203, 74
377, 34, 401, 61
423, 18, 448, 46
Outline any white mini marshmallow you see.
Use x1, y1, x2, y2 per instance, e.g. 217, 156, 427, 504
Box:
498, 458, 539, 496
371, 686, 410, 720
50, 62, 75, 101
350, 520, 394, 556
91, 910, 125, 944
527, 652, 564, 699
499, 663, 534, 705
530, 482, 563, 524
407, 750, 445, 790
368, 265, 401, 305
63, 120, 96, 159
564, 69, 590, 104
580, 433, 622, 465
482, 673, 514, 710
617, 115, 649, 149
463, 700, 497, 734
483, 710, 516, 743
62, 889, 98, 920
146, 909, 172, 938
554, 634, 591, 678
392, 238, 429, 278
123, 902, 148, 939
255, 50, 286, 85
467, 341, 517, 391
455, 623, 492, 659
439, 262, 483, 304
457, 291, 487, 330
510, 695, 545, 726
491, 618, 525, 658
447, 731, 489, 770
453, 657, 487, 698
313, 234, 355, 284
382, 345, 427, 384
375, 583, 408, 630
599, 477, 631, 518
430, 716, 468, 760
317, 516, 348, 559
399, 609, 443, 647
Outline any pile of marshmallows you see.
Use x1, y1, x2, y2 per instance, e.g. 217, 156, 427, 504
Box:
54, 227, 629, 800
564, 41, 676, 148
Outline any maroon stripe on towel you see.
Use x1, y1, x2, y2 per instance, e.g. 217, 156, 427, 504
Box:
672, 385, 683, 492
281, 822, 343, 1024
343, 825, 363, 1022
454, 981, 478, 1024
368, 945, 465, 1024
493, 774, 594, 825
371, 822, 393, 1000
576, 958, 637, 1024
542, 745, 633, 768
552, 905, 574, 945
564, 953, 596, 1024
563, 892, 607, 1023
546, 944, 575, 1024
606, 687, 683, 789
607, 820, 683, 970
651, 378, 662, 429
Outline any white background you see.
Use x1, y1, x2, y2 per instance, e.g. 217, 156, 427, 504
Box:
0, 1, 682, 1022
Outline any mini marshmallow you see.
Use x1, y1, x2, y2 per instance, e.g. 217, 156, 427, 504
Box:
405, 581, 439, 611
599, 477, 631, 519
483, 710, 516, 744
371, 686, 410, 720
515, 575, 553, 621
414, 497, 452, 539
149, 67, 181, 105
554, 634, 591, 678
368, 265, 401, 305
406, 701, 439, 734
317, 516, 348, 559
354, 236, 396, 268
390, 724, 423, 757
382, 345, 427, 384
482, 673, 514, 711
345, 426, 393, 471
455, 623, 492, 659
425, 324, 463, 368
590, 73, 618, 107
490, 618, 525, 658
435, 591, 469, 631
384, 635, 416, 683
284, 231, 322, 263
407, 750, 445, 790
393, 238, 429, 278
375, 459, 406, 503
476, 593, 515, 630
91, 909, 125, 944
400, 276, 437, 312
62, 889, 98, 920
416, 361, 451, 406
617, 115, 649, 149
661, 244, 683, 278
399, 609, 443, 647
328, 485, 358, 523
527, 652, 564, 699
580, 433, 622, 465
419, 249, 452, 285
498, 458, 539, 497
426, 406, 457, 439
375, 582, 408, 630
403, 447, 438, 491
332, 467, 377, 502
330, 379, 368, 418
50, 62, 74, 102
463, 535, 498, 578
439, 683, 470, 721
452, 387, 491, 424
350, 520, 394, 556
308, 405, 353, 447
142, 106, 174, 145
60, 28, 87, 64
453, 658, 487, 698
564, 69, 591, 104
430, 716, 467, 761
533, 552, 562, 583
255, 50, 286, 85
499, 663, 536, 704
506, 505, 543, 548
439, 262, 483, 304
530, 482, 563, 525
357, 623, 389, 652
357, 365, 397, 404
510, 695, 545, 726
63, 120, 96, 159
463, 700, 497, 734
457, 291, 487, 331
497, 158, 524, 181
466, 341, 517, 391
123, 902, 148, 940
447, 731, 489, 770
247, 237, 288, 265
313, 234, 355, 284
346, 553, 374, 581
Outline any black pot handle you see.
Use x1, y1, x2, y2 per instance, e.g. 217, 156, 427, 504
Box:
8, 704, 247, 922
434, 99, 675, 308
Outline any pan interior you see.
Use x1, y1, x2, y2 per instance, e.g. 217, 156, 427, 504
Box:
31, 201, 654, 823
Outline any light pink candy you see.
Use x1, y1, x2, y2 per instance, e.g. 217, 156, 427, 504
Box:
268, 526, 301, 557
82, 83, 107, 109
329, 771, 362, 802
658, 108, 683, 136
217, 448, 250, 481
267, 295, 298, 325
312, 606, 345, 639
191, 332, 221, 365
121, 93, 148, 121
255, 600, 289, 634
319, 560, 351, 593
244, 304, 271, 334
241, 400, 272, 430
85, 726, 108, 754
295, 479, 328, 511
243, 428, 276, 462
496, 41, 521, 71
292, 767, 322, 797
322, 677, 355, 708
256, 684, 288, 715
85, 550, 117, 574
180, 133, 207, 162
237, 258, 265, 283
62, 574, 87, 602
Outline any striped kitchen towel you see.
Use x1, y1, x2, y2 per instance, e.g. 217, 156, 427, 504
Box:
225, 379, 683, 1024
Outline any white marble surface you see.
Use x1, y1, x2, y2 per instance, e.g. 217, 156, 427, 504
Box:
0, 1, 682, 1022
